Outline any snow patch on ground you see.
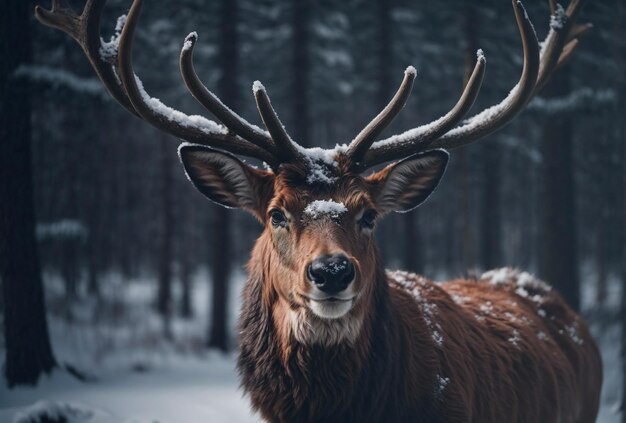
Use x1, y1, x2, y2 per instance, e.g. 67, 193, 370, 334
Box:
13, 400, 98, 423
0, 355, 256, 423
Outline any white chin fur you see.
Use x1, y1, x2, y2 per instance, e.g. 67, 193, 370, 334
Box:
289, 302, 363, 346
309, 299, 353, 319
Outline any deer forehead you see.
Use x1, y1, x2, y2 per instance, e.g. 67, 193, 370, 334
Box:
269, 165, 359, 199
269, 181, 373, 220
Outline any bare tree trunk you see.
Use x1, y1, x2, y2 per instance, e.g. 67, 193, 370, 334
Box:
374, 0, 409, 268
157, 134, 174, 338
480, 145, 502, 270
539, 68, 579, 311
87, 241, 100, 298
458, 6, 477, 272
375, 0, 392, 108
208, 207, 231, 351
0, 0, 56, 386
402, 213, 423, 273
207, 0, 240, 351
180, 253, 193, 319
61, 239, 80, 302
620, 75, 626, 423
617, 1, 626, 419
292, 0, 311, 146
595, 218, 609, 306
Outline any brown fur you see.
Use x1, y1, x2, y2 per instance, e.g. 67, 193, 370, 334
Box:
234, 169, 602, 423
239, 261, 602, 422
179, 148, 602, 422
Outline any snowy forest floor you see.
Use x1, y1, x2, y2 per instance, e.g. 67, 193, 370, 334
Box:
0, 268, 622, 423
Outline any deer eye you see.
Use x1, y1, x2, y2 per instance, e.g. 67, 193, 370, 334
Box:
359, 209, 377, 230
269, 209, 288, 228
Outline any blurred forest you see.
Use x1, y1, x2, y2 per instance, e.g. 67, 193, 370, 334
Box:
1, 0, 625, 420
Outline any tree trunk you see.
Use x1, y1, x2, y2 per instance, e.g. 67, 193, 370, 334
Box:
0, 0, 57, 386
375, 0, 392, 109
616, 1, 626, 419
539, 68, 579, 311
458, 6, 476, 272
480, 145, 502, 270
207, 0, 240, 351
180, 253, 193, 319
208, 207, 231, 351
595, 225, 608, 306
374, 0, 407, 268
292, 0, 311, 146
157, 134, 174, 338
402, 213, 423, 273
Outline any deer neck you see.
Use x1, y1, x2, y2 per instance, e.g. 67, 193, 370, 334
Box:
238, 234, 396, 395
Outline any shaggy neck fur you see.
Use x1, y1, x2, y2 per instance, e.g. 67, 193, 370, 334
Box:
237, 234, 441, 423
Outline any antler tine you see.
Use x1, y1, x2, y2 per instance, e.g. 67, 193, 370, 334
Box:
179, 33, 278, 155
359, 52, 486, 170
548, 0, 558, 14
566, 22, 593, 43
425, 0, 540, 151
350, 0, 538, 169
347, 66, 417, 167
35, 0, 137, 115
115, 0, 279, 165
534, 0, 590, 93
252, 81, 302, 163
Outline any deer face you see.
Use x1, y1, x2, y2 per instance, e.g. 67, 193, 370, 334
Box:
179, 144, 448, 343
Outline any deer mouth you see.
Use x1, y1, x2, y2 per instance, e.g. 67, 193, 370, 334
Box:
299, 293, 355, 319
299, 294, 355, 303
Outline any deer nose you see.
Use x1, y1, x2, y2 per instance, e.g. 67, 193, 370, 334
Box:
307, 254, 355, 295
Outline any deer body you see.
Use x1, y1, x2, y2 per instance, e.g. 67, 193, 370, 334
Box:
239, 239, 601, 423
37, 0, 601, 421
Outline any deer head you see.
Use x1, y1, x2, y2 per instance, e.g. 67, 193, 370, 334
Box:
179, 143, 448, 337
36, 0, 590, 345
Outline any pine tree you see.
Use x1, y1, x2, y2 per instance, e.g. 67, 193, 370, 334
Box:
1, 0, 57, 386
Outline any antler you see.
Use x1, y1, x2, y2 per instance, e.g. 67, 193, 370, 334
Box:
36, 0, 590, 176
348, 0, 590, 171
35, 0, 302, 169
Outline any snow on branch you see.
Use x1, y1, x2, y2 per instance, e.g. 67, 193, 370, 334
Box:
36, 219, 88, 241
528, 88, 617, 114
14, 65, 105, 97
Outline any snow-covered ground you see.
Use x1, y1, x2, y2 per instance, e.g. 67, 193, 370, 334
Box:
0, 355, 256, 423
0, 268, 622, 422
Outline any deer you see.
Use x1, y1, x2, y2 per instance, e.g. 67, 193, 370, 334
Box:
36, 0, 602, 421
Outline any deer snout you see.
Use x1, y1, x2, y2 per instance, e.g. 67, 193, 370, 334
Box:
307, 254, 355, 295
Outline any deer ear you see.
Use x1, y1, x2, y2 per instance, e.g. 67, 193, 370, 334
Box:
178, 144, 273, 219
367, 149, 449, 214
